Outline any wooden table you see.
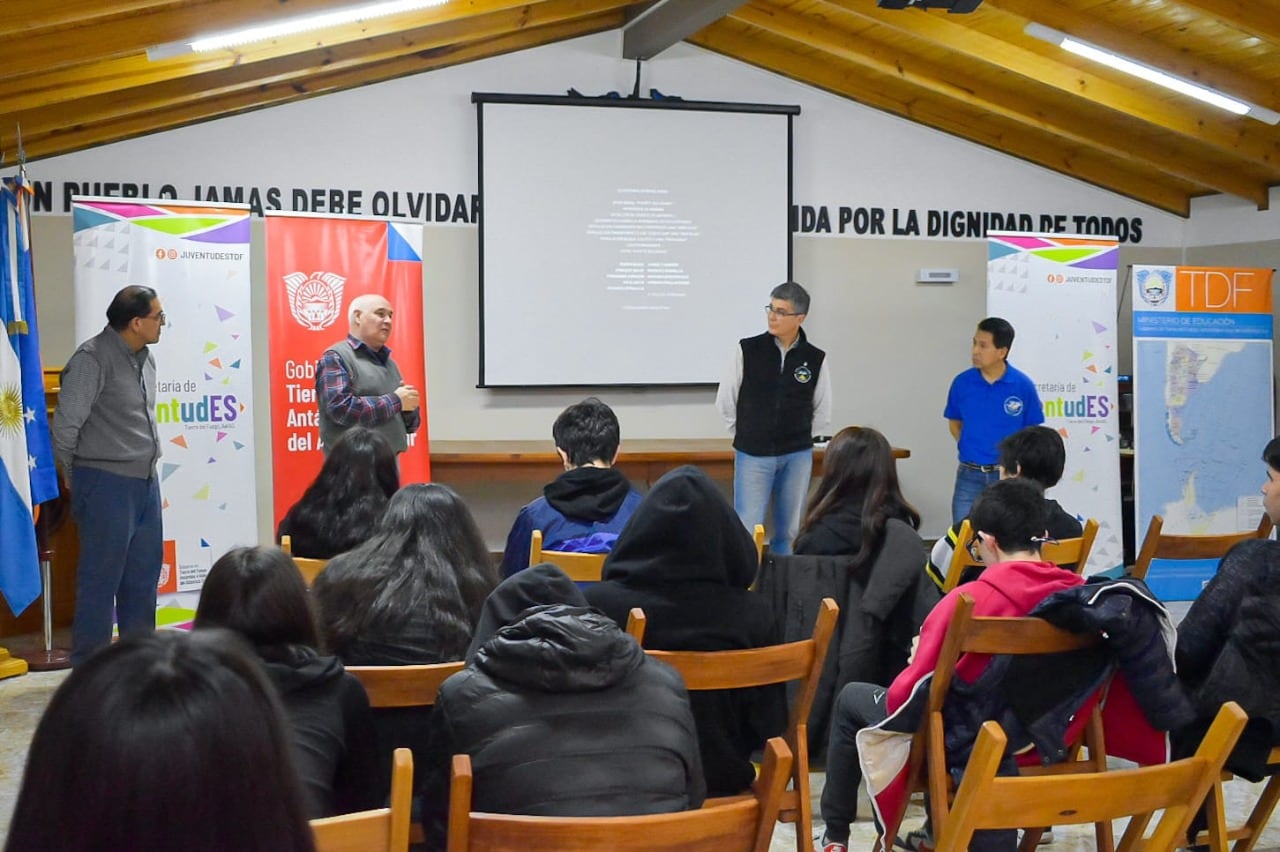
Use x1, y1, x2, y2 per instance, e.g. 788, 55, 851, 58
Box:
430, 439, 910, 489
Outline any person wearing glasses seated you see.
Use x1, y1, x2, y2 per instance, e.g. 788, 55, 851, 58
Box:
52, 284, 167, 666
715, 281, 831, 555
944, 317, 1045, 525
926, 425, 1083, 592
815, 478, 1083, 852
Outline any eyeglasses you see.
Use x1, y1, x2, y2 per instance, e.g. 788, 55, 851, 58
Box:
144, 311, 166, 325
764, 305, 801, 317
966, 532, 1059, 562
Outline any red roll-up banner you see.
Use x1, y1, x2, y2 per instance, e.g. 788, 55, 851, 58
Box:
265, 213, 429, 528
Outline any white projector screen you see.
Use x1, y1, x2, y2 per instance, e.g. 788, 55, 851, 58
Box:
475, 94, 796, 387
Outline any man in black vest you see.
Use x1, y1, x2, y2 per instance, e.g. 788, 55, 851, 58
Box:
715, 281, 830, 555
315, 294, 420, 455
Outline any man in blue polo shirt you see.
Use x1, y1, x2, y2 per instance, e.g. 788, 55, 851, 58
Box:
944, 316, 1044, 523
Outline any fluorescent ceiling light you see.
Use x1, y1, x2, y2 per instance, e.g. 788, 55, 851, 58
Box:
1024, 22, 1280, 125
148, 0, 448, 59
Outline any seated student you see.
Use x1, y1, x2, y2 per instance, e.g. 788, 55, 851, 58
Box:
926, 424, 1083, 590
817, 478, 1084, 852
194, 545, 380, 818
276, 426, 399, 559
420, 564, 705, 847
500, 397, 643, 577
312, 483, 499, 791
584, 464, 787, 796
1174, 436, 1280, 845
793, 425, 931, 708
5, 630, 314, 852
313, 482, 499, 665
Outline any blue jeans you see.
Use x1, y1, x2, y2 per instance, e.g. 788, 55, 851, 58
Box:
951, 463, 1000, 525
70, 467, 163, 665
733, 448, 812, 556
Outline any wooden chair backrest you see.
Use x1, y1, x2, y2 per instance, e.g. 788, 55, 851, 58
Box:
528, 529, 608, 583
446, 736, 792, 852
1040, 517, 1100, 573
280, 534, 328, 587
638, 598, 838, 852
624, 607, 646, 643
312, 747, 413, 852
941, 519, 983, 593
346, 661, 465, 708
944, 518, 1098, 593
1132, 514, 1274, 581
886, 594, 1116, 849
937, 703, 1247, 852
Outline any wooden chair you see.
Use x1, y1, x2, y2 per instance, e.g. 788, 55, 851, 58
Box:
629, 598, 839, 852
280, 534, 328, 587
1131, 514, 1275, 581
883, 594, 1118, 851
311, 747, 413, 852
1197, 745, 1280, 852
753, 523, 765, 565
346, 661, 466, 844
446, 736, 792, 852
937, 702, 1248, 852
346, 661, 466, 709
528, 529, 607, 582
942, 518, 1098, 593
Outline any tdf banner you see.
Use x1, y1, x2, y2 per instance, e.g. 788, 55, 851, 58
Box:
71, 198, 255, 622
987, 233, 1123, 574
1132, 265, 1274, 599
265, 213, 428, 528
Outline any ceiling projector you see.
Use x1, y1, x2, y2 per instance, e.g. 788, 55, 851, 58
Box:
876, 0, 983, 12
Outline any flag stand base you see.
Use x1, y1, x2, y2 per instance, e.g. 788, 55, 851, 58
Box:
15, 648, 70, 671
0, 647, 29, 680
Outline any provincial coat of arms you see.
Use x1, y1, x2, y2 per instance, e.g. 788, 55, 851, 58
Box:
284, 271, 346, 331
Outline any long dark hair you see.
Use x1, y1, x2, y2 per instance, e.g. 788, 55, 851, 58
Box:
800, 426, 920, 570
313, 483, 499, 661
5, 631, 314, 852
276, 426, 399, 558
195, 545, 322, 655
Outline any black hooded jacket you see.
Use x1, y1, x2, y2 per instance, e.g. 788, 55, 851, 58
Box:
421, 565, 705, 848
1175, 539, 1280, 778
584, 465, 787, 795
256, 644, 381, 818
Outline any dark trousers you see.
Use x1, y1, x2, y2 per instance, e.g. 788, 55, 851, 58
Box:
821, 681, 1016, 851
70, 466, 163, 665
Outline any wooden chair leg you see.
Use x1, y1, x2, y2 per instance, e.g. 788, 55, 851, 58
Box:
1235, 771, 1280, 852
792, 733, 811, 852
1203, 779, 1229, 852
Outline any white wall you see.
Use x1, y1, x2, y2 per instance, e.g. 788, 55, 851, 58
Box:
25, 30, 1278, 544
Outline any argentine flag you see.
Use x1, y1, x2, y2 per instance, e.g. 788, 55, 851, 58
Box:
0, 177, 49, 616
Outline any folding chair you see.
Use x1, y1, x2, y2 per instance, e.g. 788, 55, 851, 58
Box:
280, 534, 328, 587
882, 594, 1117, 851
1197, 745, 1280, 852
629, 598, 839, 852
753, 524, 766, 565
943, 518, 1098, 593
446, 736, 792, 852
937, 702, 1248, 851
311, 747, 413, 852
1131, 514, 1275, 581
528, 529, 607, 582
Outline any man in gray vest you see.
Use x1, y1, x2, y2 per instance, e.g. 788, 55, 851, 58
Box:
315, 294, 420, 455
